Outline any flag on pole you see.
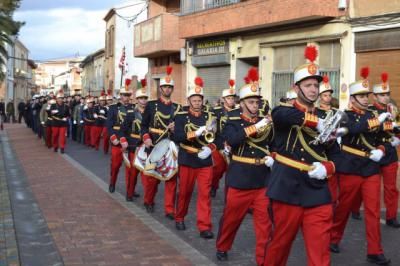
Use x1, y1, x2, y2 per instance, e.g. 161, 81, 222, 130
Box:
119, 46, 126, 70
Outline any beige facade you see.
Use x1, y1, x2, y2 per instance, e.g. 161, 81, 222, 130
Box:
80, 49, 105, 96
104, 9, 116, 94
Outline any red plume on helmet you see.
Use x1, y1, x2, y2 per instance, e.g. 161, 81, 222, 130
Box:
229, 79, 235, 87
140, 79, 147, 88
244, 76, 250, 84
194, 77, 204, 87
247, 67, 259, 82
304, 45, 318, 63
100, 90, 105, 96
381, 72, 388, 83
322, 75, 329, 84
166, 66, 173, 75
125, 78, 132, 87
360, 67, 369, 79
107, 89, 112, 96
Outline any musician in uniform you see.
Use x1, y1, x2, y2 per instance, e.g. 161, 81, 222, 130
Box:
264, 46, 337, 266
216, 68, 274, 264
92, 91, 108, 151
106, 79, 135, 193
317, 76, 340, 205
285, 89, 297, 105
48, 90, 70, 153
329, 67, 391, 265
210, 79, 237, 197
120, 79, 148, 201
40, 95, 54, 149
83, 96, 96, 147
173, 76, 217, 238
141, 66, 181, 216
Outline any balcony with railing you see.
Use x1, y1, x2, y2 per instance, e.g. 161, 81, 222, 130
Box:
179, 0, 345, 39
134, 13, 185, 58
180, 0, 241, 15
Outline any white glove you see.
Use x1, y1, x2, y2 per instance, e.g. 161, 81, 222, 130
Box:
308, 162, 327, 180
80, 120, 84, 124
378, 112, 391, 123
41, 121, 45, 125
198, 146, 212, 159
73, 120, 77, 125
99, 109, 105, 114
391, 136, 400, 147
264, 156, 274, 168
83, 105, 88, 110
121, 141, 128, 150
254, 118, 269, 131
369, 149, 384, 162
195, 126, 207, 137
93, 113, 98, 119
62, 118, 67, 121
51, 109, 58, 114
316, 118, 325, 133
223, 145, 231, 156
111, 138, 119, 146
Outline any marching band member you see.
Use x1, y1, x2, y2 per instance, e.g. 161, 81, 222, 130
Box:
264, 46, 337, 266
174, 76, 217, 238
106, 79, 135, 193
210, 79, 236, 197
141, 66, 181, 216
285, 89, 298, 105
120, 79, 148, 201
329, 67, 391, 265
92, 91, 108, 152
48, 89, 70, 153
216, 68, 273, 265
103, 89, 114, 154
83, 96, 96, 147
317, 76, 340, 205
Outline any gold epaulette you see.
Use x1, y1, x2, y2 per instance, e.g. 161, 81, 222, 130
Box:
279, 102, 293, 107
228, 116, 241, 120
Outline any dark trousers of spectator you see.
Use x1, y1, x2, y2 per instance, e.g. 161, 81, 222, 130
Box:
7, 113, 15, 123
18, 112, 24, 123
71, 123, 77, 141
77, 124, 84, 143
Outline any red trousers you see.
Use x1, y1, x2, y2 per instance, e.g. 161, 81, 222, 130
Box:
211, 150, 227, 190
176, 165, 213, 231
109, 145, 123, 186
141, 173, 177, 215
351, 162, 399, 220
217, 187, 270, 266
102, 127, 109, 154
52, 126, 67, 149
331, 174, 383, 255
328, 174, 339, 204
264, 201, 332, 266
90, 126, 102, 149
125, 151, 139, 197
46, 126, 52, 148
84, 125, 92, 146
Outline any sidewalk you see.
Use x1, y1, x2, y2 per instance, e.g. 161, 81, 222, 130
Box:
3, 124, 196, 266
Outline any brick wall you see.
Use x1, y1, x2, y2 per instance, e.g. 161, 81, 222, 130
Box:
352, 0, 400, 17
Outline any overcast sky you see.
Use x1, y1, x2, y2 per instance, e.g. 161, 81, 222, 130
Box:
14, 0, 143, 61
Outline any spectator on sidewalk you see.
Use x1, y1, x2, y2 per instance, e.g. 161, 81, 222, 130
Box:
6, 99, 15, 123
18, 99, 26, 123
0, 98, 5, 122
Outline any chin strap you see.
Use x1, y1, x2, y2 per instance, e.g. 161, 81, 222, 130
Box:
353, 95, 369, 108
242, 101, 258, 117
298, 86, 317, 104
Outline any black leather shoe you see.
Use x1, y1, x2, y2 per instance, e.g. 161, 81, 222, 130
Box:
108, 184, 115, 193
54, 148, 58, 152
216, 251, 228, 261
351, 212, 362, 220
133, 192, 140, 198
200, 230, 214, 239
176, 221, 186, 231
60, 148, 65, 154
367, 254, 391, 265
126, 196, 133, 202
165, 213, 174, 220
329, 243, 340, 253
210, 188, 217, 198
386, 219, 400, 228
144, 204, 154, 213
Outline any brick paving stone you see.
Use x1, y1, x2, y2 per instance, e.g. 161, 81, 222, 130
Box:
5, 125, 193, 266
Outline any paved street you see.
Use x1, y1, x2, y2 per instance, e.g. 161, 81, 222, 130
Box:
2, 123, 400, 266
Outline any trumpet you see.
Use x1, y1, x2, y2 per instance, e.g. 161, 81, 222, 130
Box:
388, 103, 400, 124
311, 110, 348, 145
204, 118, 217, 143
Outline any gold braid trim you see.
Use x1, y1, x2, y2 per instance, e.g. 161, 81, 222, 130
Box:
359, 133, 376, 150
291, 125, 328, 162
